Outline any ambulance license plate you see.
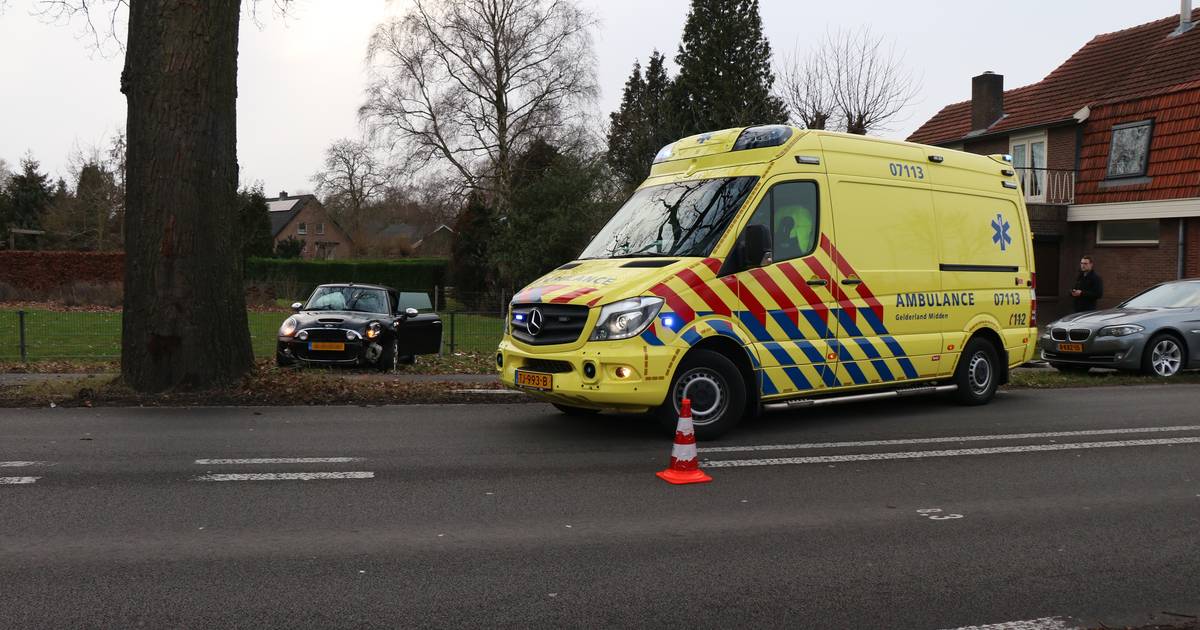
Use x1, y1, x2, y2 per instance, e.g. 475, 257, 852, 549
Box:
1057, 343, 1084, 353
310, 342, 345, 352
515, 370, 553, 391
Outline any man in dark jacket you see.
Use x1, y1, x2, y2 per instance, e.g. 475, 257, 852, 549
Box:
1071, 255, 1103, 312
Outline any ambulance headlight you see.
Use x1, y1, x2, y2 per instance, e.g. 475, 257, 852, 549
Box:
589, 297, 663, 341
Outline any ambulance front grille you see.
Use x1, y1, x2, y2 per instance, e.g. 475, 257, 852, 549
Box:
510, 303, 589, 346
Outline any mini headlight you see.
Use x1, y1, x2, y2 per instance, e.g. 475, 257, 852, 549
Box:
1098, 324, 1144, 337
297, 330, 308, 341
589, 297, 664, 341
366, 322, 382, 339
280, 317, 298, 337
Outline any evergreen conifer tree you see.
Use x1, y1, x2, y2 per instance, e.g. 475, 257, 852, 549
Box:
2, 155, 52, 232
606, 51, 677, 194
670, 0, 786, 136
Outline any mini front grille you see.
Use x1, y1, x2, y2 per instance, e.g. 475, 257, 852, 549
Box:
305, 329, 352, 343
1068, 329, 1091, 342
511, 303, 589, 346
1051, 327, 1068, 341
521, 359, 574, 374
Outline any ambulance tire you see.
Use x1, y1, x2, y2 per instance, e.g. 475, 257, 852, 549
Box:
952, 337, 999, 405
658, 349, 745, 440
552, 403, 600, 416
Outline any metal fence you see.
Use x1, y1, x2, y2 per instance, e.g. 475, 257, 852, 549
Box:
0, 309, 507, 362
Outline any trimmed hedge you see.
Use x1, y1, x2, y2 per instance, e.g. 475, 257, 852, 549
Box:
244, 257, 449, 295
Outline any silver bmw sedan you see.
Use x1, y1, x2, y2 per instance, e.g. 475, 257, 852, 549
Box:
1040, 279, 1200, 377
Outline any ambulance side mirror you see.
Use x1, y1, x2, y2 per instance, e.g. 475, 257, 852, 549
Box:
742, 224, 771, 269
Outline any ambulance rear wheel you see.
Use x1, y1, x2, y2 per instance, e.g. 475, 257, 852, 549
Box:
953, 337, 999, 405
658, 349, 745, 440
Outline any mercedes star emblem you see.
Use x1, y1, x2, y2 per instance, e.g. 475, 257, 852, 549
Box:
527, 308, 544, 336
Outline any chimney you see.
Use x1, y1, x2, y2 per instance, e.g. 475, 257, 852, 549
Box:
1172, 0, 1195, 36
278, 191, 288, 199
971, 72, 1004, 131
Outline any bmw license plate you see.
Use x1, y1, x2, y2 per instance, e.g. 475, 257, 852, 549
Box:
1057, 343, 1084, 353
515, 370, 553, 391
310, 342, 345, 352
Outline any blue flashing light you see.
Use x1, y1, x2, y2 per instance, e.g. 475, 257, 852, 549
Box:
515, 314, 525, 321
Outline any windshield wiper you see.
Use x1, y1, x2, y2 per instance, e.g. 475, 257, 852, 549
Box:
608, 251, 675, 258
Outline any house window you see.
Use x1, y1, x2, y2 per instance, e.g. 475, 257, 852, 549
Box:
1105, 120, 1153, 179
297, 222, 307, 236
316, 223, 325, 235
1010, 133, 1047, 201
1097, 219, 1158, 245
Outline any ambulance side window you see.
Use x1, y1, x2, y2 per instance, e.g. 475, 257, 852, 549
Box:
744, 181, 818, 265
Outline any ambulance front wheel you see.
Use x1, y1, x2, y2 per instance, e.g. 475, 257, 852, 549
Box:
658, 349, 746, 440
952, 337, 999, 405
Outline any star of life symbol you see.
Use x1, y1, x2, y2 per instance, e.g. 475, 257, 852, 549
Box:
696, 132, 713, 144
991, 213, 1012, 251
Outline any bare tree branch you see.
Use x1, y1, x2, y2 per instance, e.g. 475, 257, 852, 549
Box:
775, 41, 838, 130
310, 138, 393, 235
359, 0, 598, 214
823, 27, 922, 135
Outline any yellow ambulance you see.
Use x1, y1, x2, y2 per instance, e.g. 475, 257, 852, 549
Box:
497, 125, 1038, 439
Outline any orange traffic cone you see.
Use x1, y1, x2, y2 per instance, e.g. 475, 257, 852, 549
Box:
656, 398, 713, 485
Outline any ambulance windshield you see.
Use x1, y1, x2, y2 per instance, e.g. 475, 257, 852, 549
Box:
579, 176, 759, 259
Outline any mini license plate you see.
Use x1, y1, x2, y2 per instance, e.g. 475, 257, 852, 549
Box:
515, 370, 553, 391
309, 342, 345, 352
1057, 343, 1084, 353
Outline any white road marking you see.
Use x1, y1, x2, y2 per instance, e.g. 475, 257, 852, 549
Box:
703, 436, 1200, 468
700, 425, 1200, 453
193, 472, 375, 482
194, 458, 364, 465
941, 617, 1074, 630
0, 461, 52, 467
0, 477, 41, 485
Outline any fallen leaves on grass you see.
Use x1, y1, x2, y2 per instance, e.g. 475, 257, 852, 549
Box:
0, 364, 528, 408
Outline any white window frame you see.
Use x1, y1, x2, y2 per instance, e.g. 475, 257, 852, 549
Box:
297, 222, 307, 236
1096, 219, 1159, 245
1010, 131, 1048, 203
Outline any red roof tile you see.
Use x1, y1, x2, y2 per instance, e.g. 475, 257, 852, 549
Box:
908, 10, 1200, 145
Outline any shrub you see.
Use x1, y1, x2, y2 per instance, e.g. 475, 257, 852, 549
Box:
244, 257, 449, 298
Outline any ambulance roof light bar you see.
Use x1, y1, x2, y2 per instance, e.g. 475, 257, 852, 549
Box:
732, 125, 793, 152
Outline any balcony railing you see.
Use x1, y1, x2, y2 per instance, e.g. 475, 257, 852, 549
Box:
1014, 167, 1075, 205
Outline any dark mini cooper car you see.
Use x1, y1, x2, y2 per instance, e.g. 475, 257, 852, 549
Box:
276, 284, 442, 371
1040, 279, 1200, 377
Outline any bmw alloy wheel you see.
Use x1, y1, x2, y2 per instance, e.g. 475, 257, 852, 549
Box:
673, 367, 728, 427
1151, 338, 1182, 377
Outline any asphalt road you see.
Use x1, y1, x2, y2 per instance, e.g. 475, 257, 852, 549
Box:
1, 386, 1199, 629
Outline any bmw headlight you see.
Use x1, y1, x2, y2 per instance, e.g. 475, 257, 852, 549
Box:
589, 297, 663, 341
280, 317, 298, 337
1098, 324, 1144, 337
366, 322, 382, 339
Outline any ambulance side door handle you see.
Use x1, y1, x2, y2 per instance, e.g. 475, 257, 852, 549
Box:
806, 277, 827, 286
840, 278, 863, 286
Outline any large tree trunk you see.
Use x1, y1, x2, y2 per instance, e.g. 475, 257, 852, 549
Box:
119, 0, 253, 392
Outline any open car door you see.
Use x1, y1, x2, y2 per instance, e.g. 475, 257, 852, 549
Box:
395, 292, 443, 356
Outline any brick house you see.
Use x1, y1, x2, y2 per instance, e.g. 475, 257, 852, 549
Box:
908, 7, 1200, 321
268, 192, 353, 259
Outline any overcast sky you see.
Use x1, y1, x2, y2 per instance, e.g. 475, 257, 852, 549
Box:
0, 1, 1182, 194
